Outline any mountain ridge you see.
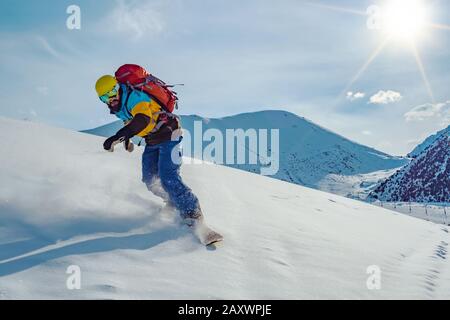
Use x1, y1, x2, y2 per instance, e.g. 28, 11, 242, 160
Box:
409, 125, 450, 158
369, 134, 450, 203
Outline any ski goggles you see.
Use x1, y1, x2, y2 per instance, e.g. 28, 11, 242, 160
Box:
99, 85, 119, 104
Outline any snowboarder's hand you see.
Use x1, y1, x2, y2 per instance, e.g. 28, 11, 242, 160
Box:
103, 135, 124, 152
124, 139, 134, 153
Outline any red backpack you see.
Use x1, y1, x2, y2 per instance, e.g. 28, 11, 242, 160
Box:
115, 64, 181, 113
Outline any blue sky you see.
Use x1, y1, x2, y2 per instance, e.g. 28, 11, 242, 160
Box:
0, 0, 449, 155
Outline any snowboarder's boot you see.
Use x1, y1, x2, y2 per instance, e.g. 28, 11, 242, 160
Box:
181, 209, 204, 228
181, 209, 223, 246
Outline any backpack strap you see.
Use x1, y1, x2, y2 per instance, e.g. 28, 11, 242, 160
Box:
122, 86, 134, 119
148, 111, 179, 134
124, 85, 179, 134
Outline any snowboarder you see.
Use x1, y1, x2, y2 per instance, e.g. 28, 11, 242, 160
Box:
94, 72, 204, 226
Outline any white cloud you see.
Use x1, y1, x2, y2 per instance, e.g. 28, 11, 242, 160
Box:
35, 36, 67, 62
362, 130, 372, 136
369, 90, 402, 104
106, 0, 165, 40
404, 101, 450, 122
346, 91, 365, 101
36, 86, 49, 96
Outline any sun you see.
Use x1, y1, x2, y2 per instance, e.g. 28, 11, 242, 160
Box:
383, 0, 427, 41
307, 0, 450, 104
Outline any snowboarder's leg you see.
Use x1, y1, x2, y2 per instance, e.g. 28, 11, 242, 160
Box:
158, 138, 202, 221
142, 144, 170, 202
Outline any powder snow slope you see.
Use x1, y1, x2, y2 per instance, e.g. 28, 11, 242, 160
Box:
82, 110, 407, 196
1, 117, 449, 299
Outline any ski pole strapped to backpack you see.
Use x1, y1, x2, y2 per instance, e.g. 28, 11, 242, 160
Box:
115, 64, 181, 113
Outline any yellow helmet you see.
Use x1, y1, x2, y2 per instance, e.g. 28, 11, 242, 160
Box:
95, 75, 118, 97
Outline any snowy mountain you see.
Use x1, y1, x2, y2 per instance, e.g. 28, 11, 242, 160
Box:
1, 116, 450, 299
82, 110, 407, 197
408, 125, 450, 158
369, 134, 450, 203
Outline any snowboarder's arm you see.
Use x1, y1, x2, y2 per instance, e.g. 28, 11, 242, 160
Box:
121, 121, 134, 152
103, 113, 150, 151
117, 113, 151, 139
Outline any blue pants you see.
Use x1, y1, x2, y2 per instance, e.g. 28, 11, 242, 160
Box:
142, 138, 200, 218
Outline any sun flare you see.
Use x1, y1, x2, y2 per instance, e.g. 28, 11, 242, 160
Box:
383, 0, 427, 41
308, 0, 450, 103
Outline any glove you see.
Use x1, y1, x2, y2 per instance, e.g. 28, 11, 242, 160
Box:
103, 135, 125, 152
124, 139, 134, 153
